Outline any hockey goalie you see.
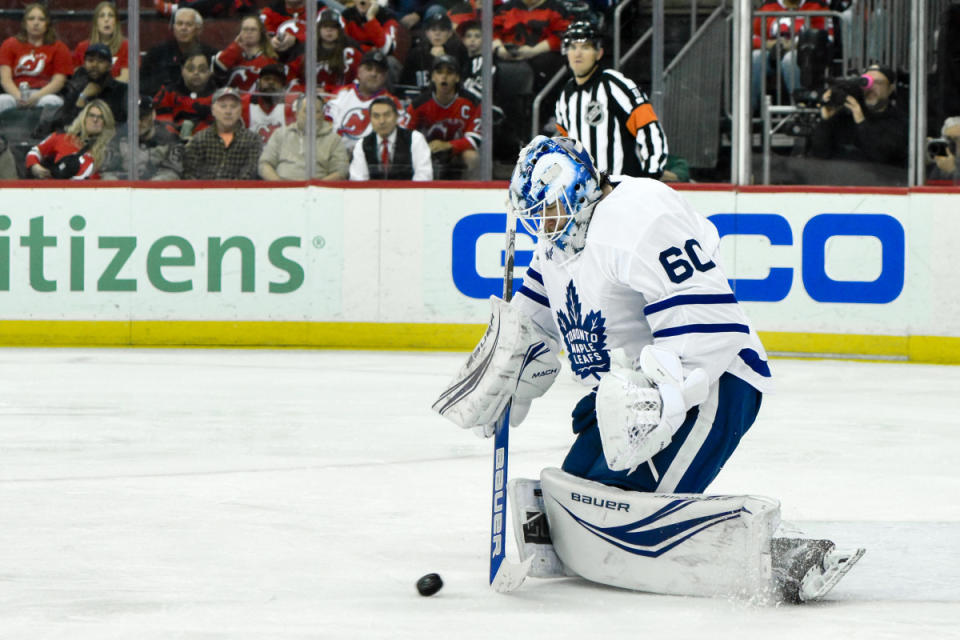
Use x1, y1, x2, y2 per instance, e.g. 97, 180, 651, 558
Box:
433, 136, 864, 603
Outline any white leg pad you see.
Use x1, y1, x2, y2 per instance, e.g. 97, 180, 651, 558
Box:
507, 478, 571, 579
540, 467, 781, 598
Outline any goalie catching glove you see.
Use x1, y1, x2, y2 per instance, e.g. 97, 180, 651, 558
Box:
596, 346, 710, 472
433, 297, 561, 436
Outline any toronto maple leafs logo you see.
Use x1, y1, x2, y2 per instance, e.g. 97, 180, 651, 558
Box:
556, 281, 609, 380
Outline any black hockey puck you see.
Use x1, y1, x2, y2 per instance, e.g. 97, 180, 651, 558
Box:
416, 573, 443, 596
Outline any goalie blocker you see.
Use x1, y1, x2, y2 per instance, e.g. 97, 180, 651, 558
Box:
509, 468, 864, 602
432, 297, 560, 435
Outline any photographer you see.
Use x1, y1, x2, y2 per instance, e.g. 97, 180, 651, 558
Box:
927, 116, 960, 184
810, 64, 908, 167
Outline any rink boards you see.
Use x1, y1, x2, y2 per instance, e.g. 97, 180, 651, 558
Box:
0, 181, 957, 363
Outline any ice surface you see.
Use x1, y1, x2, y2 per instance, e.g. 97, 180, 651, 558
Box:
1, 349, 958, 639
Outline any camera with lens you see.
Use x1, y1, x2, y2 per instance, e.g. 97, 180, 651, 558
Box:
824, 74, 872, 108
927, 138, 956, 157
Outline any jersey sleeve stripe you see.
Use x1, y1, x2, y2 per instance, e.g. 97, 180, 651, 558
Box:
644, 293, 738, 316
524, 267, 544, 285
652, 323, 750, 338
738, 348, 771, 378
518, 285, 550, 308
626, 103, 659, 137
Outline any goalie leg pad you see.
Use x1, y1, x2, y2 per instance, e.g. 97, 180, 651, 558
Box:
507, 478, 570, 578
540, 467, 781, 598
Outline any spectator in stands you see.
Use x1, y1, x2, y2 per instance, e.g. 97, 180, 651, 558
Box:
259, 93, 348, 180
342, 0, 402, 82
751, 0, 832, 114
0, 3, 74, 114
349, 95, 432, 180
492, 0, 569, 92
214, 16, 280, 92
26, 99, 115, 180
141, 8, 217, 97
927, 116, 960, 184
458, 18, 484, 96
325, 50, 409, 151
154, 50, 217, 139
73, 2, 129, 84
245, 63, 297, 143
183, 87, 261, 179
394, 0, 432, 30
36, 44, 127, 139
101, 96, 183, 180
287, 10, 363, 96
0, 134, 17, 179
406, 54, 480, 178
260, 0, 307, 63
810, 64, 908, 167
400, 12, 468, 92
554, 21, 667, 179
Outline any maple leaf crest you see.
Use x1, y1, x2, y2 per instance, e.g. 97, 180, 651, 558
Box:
556, 281, 610, 380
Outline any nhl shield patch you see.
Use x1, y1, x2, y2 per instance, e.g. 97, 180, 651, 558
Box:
556, 281, 610, 380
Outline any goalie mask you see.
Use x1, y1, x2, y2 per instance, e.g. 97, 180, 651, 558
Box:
508, 135, 603, 259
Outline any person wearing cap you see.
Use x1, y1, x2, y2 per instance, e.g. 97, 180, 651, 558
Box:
73, 2, 130, 84
400, 11, 468, 91
213, 15, 280, 92
101, 95, 184, 180
141, 7, 217, 97
183, 87, 262, 180
259, 92, 348, 181
406, 54, 480, 179
811, 64, 908, 168
287, 10, 363, 96
245, 63, 297, 144
554, 21, 668, 179
349, 95, 432, 181
325, 49, 409, 152
36, 42, 128, 139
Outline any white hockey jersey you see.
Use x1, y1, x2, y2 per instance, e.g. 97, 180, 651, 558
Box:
512, 177, 772, 394
323, 84, 410, 151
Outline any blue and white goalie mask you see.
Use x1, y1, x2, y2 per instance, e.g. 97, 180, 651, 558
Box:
508, 136, 602, 258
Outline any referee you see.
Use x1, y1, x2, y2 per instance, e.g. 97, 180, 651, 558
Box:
554, 22, 669, 179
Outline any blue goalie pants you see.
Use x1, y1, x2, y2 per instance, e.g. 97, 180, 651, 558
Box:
562, 372, 762, 494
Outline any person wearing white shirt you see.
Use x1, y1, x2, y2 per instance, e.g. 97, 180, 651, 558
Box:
349, 96, 433, 180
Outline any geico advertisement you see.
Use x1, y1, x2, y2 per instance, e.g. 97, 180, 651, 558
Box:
444, 190, 942, 336
0, 188, 345, 320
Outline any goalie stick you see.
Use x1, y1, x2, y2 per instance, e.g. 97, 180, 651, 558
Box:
489, 207, 533, 593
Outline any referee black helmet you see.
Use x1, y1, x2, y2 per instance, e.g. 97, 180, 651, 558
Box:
562, 21, 602, 52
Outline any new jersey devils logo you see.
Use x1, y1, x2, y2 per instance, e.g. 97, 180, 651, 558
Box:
339, 107, 369, 139
277, 18, 302, 39
14, 52, 46, 77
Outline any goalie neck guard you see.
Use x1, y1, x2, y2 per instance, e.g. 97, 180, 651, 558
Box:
508, 136, 603, 261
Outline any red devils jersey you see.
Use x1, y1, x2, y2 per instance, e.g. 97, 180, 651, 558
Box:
25, 132, 98, 179
341, 6, 399, 54
406, 90, 481, 154
73, 40, 129, 79
0, 37, 74, 88
287, 46, 361, 95
243, 94, 298, 143
214, 42, 281, 91
493, 0, 569, 50
153, 82, 216, 133
324, 83, 409, 149
752, 1, 833, 49
260, 1, 306, 42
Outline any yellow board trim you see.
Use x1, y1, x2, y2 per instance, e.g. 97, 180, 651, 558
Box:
0, 321, 957, 363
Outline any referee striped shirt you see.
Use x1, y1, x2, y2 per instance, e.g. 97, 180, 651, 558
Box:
555, 68, 668, 178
